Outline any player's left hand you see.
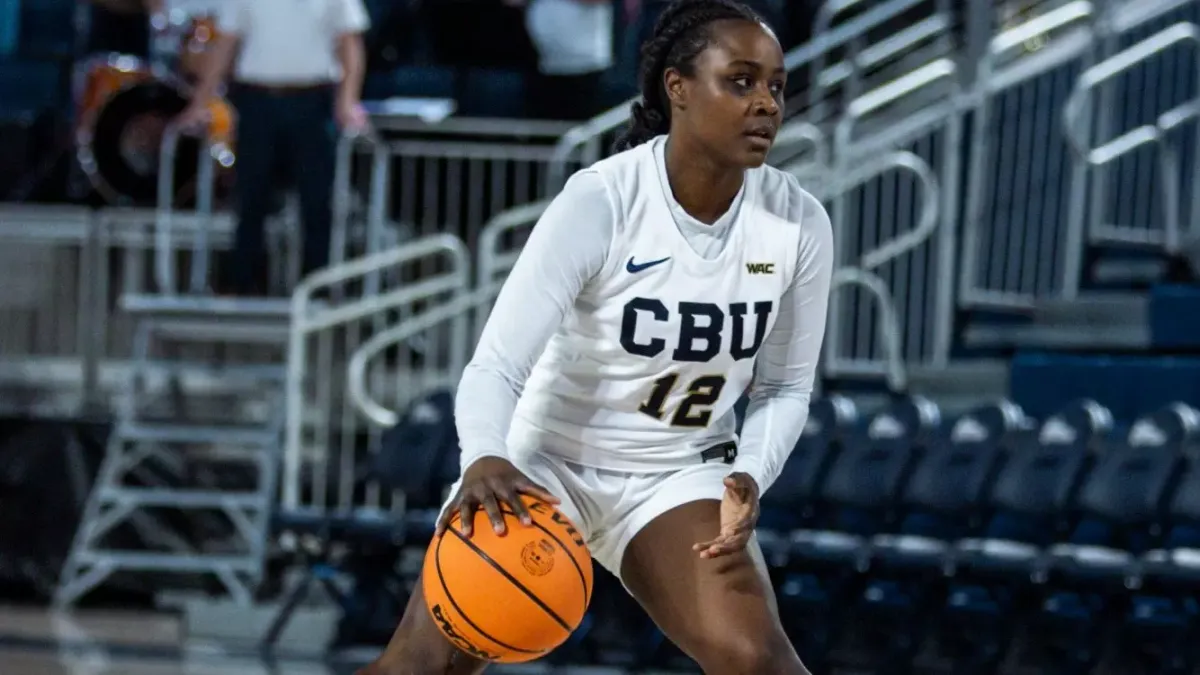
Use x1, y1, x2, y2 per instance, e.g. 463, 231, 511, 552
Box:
693, 472, 760, 559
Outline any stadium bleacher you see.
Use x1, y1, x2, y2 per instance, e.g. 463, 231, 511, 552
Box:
334, 392, 1200, 672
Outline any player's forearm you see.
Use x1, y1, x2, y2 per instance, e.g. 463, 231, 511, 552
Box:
335, 33, 366, 105
734, 389, 811, 491
191, 33, 238, 103
454, 362, 523, 468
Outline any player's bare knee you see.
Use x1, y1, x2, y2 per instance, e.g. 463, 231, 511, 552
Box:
693, 630, 806, 675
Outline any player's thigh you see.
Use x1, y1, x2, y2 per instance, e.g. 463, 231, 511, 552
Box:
618, 483, 807, 674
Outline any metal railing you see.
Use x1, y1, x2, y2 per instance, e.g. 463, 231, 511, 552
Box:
829, 56, 961, 369
807, 0, 954, 121
155, 125, 234, 294
546, 0, 962, 191
1061, 21, 1200, 297
958, 0, 1098, 309
281, 234, 470, 514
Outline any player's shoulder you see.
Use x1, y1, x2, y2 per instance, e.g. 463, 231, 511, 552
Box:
746, 164, 828, 232
577, 140, 658, 209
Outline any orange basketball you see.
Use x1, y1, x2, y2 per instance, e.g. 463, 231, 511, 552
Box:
422, 495, 593, 663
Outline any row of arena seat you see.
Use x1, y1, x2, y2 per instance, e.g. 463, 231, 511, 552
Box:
755, 397, 1200, 674
351, 393, 1200, 673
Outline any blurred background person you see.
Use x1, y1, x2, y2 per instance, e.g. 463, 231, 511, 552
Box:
177, 0, 370, 296
83, 0, 161, 59
523, 0, 614, 120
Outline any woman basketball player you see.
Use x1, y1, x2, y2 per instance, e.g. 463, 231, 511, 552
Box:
363, 0, 831, 672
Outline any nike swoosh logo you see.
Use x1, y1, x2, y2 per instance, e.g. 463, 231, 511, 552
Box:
626, 256, 671, 273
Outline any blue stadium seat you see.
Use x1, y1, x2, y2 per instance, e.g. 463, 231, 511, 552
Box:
1124, 460, 1200, 673
266, 391, 457, 650
1027, 444, 1182, 672
757, 395, 857, 536
787, 401, 929, 567
772, 398, 928, 669
938, 408, 1099, 673
371, 390, 459, 542
851, 406, 1010, 669
1127, 403, 1200, 453
1044, 444, 1181, 583
1037, 399, 1115, 451
866, 423, 1008, 570
947, 399, 1033, 446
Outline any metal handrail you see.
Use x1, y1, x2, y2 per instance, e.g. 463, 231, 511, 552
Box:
827, 267, 908, 391
834, 58, 958, 152
330, 129, 385, 267
545, 0, 951, 191
155, 124, 225, 294
769, 121, 829, 169
347, 284, 500, 427
1060, 22, 1200, 295
282, 233, 471, 510
474, 199, 552, 336
836, 151, 940, 271
1063, 23, 1200, 161
809, 0, 937, 89
991, 0, 1095, 58
816, 13, 952, 95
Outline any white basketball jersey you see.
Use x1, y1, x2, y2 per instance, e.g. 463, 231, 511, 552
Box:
509, 137, 805, 471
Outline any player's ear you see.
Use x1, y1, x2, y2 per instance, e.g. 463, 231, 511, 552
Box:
664, 67, 687, 111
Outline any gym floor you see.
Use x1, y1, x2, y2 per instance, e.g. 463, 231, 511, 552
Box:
0, 606, 629, 675
0, 605, 342, 674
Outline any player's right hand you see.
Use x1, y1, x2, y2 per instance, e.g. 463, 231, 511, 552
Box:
437, 456, 561, 538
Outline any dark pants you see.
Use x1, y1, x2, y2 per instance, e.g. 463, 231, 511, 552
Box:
226, 84, 336, 295
528, 71, 605, 121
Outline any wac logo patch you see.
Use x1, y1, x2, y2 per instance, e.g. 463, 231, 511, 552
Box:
745, 262, 775, 274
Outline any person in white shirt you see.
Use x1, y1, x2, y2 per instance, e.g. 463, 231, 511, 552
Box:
523, 0, 614, 120
177, 0, 369, 295
362, 1, 830, 673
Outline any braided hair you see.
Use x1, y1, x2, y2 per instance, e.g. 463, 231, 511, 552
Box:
614, 0, 764, 152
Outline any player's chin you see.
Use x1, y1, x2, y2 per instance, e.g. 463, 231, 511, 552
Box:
736, 137, 773, 168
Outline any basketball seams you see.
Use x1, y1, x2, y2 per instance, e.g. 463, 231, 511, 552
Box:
497, 503, 593, 604
445, 526, 573, 632
433, 531, 545, 656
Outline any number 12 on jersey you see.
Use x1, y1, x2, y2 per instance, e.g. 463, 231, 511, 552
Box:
637, 373, 728, 428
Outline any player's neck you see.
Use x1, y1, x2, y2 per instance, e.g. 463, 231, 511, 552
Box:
663, 137, 744, 225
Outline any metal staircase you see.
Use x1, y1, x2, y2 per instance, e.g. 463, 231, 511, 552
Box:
55, 295, 293, 607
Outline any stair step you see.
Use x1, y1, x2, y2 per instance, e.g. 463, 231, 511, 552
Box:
98, 487, 266, 509
121, 294, 294, 319
1032, 293, 1148, 324
907, 361, 1010, 396
963, 323, 1150, 350
137, 361, 287, 384
73, 551, 258, 573
119, 422, 278, 447
143, 318, 291, 345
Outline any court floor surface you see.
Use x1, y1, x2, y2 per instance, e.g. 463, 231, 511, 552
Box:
0, 605, 636, 675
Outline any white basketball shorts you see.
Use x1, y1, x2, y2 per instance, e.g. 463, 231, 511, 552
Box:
440, 450, 732, 580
